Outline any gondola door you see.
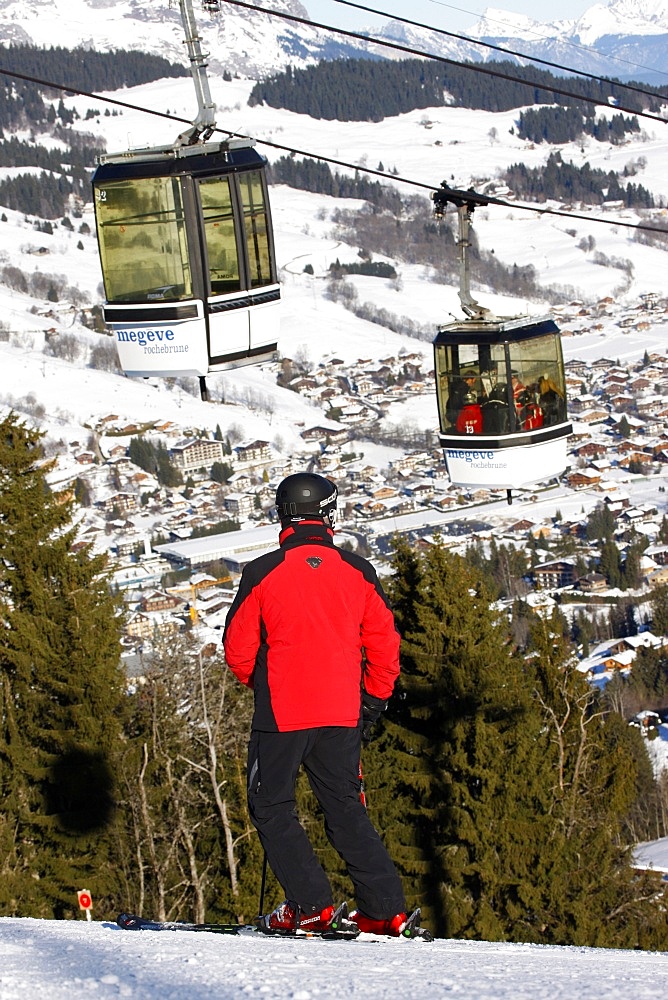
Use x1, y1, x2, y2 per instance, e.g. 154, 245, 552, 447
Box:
198, 172, 252, 362
198, 166, 280, 371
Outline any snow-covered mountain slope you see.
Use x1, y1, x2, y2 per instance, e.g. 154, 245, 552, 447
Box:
0, 0, 666, 82
0, 70, 667, 457
0, 0, 370, 78
463, 0, 668, 81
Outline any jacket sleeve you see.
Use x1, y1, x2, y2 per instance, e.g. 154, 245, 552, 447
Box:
360, 571, 401, 702
223, 569, 262, 688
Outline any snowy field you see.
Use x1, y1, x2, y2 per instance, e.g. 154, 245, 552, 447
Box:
0, 69, 667, 454
1, 916, 667, 1000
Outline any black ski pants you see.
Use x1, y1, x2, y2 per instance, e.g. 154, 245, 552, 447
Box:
247, 726, 406, 920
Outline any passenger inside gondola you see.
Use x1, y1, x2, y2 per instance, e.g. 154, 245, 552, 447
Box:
537, 374, 566, 425
481, 383, 511, 434
447, 368, 481, 429
455, 391, 483, 434
517, 389, 544, 430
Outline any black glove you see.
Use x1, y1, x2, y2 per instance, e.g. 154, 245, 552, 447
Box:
361, 692, 388, 744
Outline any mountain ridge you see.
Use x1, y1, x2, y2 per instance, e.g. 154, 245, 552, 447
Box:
0, 0, 665, 83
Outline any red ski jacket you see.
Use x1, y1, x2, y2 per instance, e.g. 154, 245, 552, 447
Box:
223, 521, 401, 732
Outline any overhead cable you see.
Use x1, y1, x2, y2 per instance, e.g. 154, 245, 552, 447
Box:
0, 64, 665, 236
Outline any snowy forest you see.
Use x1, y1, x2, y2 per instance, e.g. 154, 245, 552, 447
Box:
1, 415, 667, 948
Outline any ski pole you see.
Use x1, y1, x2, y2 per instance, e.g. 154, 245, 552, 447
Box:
358, 758, 367, 809
258, 851, 268, 917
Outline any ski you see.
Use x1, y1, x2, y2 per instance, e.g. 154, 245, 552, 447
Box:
117, 913, 252, 935
116, 903, 432, 941
116, 901, 359, 940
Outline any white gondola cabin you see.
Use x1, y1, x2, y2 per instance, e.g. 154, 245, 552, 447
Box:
92, 142, 279, 380
432, 189, 572, 499
91, 0, 279, 398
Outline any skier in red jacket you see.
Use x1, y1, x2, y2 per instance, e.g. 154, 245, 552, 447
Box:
223, 472, 410, 937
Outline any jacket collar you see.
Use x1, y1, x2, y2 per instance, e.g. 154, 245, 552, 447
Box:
279, 520, 335, 548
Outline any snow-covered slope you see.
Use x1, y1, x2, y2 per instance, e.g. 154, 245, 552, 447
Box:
0, 0, 667, 81
1, 70, 667, 451
1, 915, 667, 1000
0, 0, 371, 78
465, 0, 668, 81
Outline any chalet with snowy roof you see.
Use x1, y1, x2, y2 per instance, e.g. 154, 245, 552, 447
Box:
509, 518, 535, 533
573, 442, 607, 459
609, 393, 634, 411
629, 375, 654, 392
406, 482, 434, 501
533, 560, 578, 590
289, 377, 317, 393
337, 403, 370, 423
101, 492, 138, 514
432, 494, 459, 510
591, 358, 618, 372
578, 573, 607, 593
566, 470, 602, 489
125, 610, 181, 640
621, 633, 667, 655
301, 426, 349, 445
577, 408, 609, 424
568, 392, 597, 413
601, 649, 636, 672
139, 590, 185, 613
637, 397, 665, 416
645, 545, 668, 567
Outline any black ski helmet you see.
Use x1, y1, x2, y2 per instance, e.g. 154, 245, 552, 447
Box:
275, 473, 338, 528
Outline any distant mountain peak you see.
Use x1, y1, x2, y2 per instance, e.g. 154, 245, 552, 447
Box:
0, 0, 665, 83
467, 0, 668, 81
472, 0, 668, 41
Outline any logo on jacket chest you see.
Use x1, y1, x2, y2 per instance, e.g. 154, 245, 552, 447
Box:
306, 556, 323, 569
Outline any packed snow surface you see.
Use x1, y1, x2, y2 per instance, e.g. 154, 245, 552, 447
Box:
0, 917, 667, 999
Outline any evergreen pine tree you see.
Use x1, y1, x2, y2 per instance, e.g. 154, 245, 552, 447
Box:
650, 585, 668, 636
368, 539, 668, 947
0, 414, 125, 917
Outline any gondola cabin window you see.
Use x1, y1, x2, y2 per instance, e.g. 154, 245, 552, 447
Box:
435, 328, 567, 438
199, 175, 241, 294
95, 176, 193, 304
239, 170, 272, 288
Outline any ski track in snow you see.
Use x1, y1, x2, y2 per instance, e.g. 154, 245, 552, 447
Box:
0, 917, 667, 999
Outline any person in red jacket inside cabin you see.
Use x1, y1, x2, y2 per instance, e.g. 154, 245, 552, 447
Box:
223, 472, 416, 938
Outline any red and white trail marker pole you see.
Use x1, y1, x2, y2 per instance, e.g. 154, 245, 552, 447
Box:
77, 889, 93, 922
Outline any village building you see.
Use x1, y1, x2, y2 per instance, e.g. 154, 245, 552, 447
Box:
171, 438, 225, 474
533, 560, 579, 590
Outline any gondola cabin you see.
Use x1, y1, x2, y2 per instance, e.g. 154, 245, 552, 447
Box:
433, 315, 572, 492
92, 138, 279, 385
431, 187, 571, 499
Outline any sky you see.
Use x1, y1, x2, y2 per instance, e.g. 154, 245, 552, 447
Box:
301, 0, 597, 35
